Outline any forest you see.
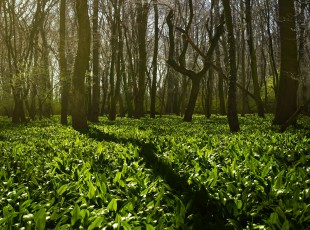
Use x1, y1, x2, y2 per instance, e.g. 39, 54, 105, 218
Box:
0, 0, 310, 229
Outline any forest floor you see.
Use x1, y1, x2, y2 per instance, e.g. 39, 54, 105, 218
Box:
0, 115, 310, 230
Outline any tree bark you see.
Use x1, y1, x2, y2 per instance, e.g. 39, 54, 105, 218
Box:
150, 0, 159, 118
273, 0, 299, 125
59, 0, 69, 125
72, 0, 91, 131
134, 1, 148, 118
222, 0, 240, 132
245, 0, 265, 118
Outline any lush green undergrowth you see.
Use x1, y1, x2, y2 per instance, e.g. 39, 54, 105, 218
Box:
0, 115, 310, 229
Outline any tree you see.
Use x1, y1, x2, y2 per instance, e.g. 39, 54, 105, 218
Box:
71, 0, 91, 130
222, 0, 240, 132
245, 0, 265, 117
134, 0, 149, 118
273, 0, 299, 125
150, 0, 159, 118
166, 0, 224, 122
59, 0, 69, 125
90, 0, 100, 122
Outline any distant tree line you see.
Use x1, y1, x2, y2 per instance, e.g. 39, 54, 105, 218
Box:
0, 0, 309, 131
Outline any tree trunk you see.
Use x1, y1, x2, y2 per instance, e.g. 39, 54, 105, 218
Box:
90, 0, 100, 122
206, 69, 213, 118
71, 0, 91, 131
41, 26, 52, 118
222, 0, 240, 132
12, 92, 26, 123
241, 3, 247, 117
184, 77, 201, 122
245, 0, 265, 118
265, 0, 279, 98
150, 0, 158, 118
273, 0, 299, 125
134, 1, 148, 118
166, 70, 175, 114
59, 0, 69, 125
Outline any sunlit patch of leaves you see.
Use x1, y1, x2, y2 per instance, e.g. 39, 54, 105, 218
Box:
0, 115, 310, 229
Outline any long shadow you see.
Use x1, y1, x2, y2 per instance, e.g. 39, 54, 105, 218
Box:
81, 127, 235, 229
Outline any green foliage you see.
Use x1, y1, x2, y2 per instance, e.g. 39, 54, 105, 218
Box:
0, 115, 310, 229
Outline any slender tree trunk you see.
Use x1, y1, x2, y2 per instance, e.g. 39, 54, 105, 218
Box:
265, 0, 279, 97
206, 69, 213, 118
166, 70, 175, 114
245, 0, 264, 117
240, 1, 246, 116
72, 0, 91, 130
90, 0, 100, 122
222, 0, 240, 132
59, 0, 69, 125
273, 0, 299, 125
41, 27, 52, 118
150, 0, 158, 118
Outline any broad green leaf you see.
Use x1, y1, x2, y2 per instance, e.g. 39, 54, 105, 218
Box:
107, 198, 117, 212
71, 204, 81, 226
57, 184, 68, 196
121, 221, 132, 230
145, 224, 155, 230
88, 216, 104, 230
34, 208, 46, 230
87, 181, 96, 199
281, 220, 289, 230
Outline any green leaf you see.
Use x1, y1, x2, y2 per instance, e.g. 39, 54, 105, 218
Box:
281, 220, 289, 230
71, 204, 81, 226
34, 208, 46, 230
87, 181, 96, 199
145, 224, 155, 230
88, 216, 104, 230
57, 184, 68, 196
107, 198, 117, 212
121, 221, 132, 230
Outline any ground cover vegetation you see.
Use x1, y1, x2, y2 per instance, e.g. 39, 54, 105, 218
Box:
1, 115, 310, 229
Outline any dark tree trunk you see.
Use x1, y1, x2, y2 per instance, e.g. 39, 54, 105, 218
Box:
240, 1, 247, 116
222, 0, 240, 132
150, 0, 158, 118
166, 70, 175, 114
216, 48, 226, 115
206, 69, 213, 118
134, 1, 148, 118
273, 0, 299, 125
166, 6, 224, 122
12, 92, 26, 123
183, 78, 200, 122
59, 0, 69, 125
214, 0, 226, 115
71, 0, 91, 131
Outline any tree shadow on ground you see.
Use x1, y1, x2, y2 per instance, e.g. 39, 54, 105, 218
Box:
81, 127, 233, 229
